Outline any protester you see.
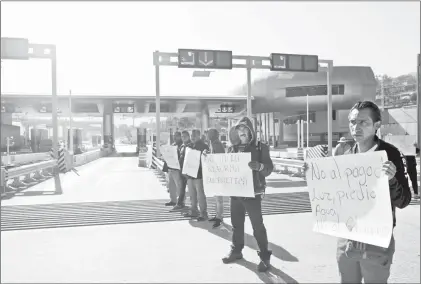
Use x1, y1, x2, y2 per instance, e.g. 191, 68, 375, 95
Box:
222, 117, 274, 272
304, 101, 411, 283
164, 132, 183, 207
333, 137, 352, 156
204, 128, 226, 228
405, 142, 420, 199
171, 130, 193, 211
183, 129, 209, 221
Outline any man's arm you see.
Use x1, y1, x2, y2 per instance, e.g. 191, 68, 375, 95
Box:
259, 144, 274, 177
389, 151, 412, 209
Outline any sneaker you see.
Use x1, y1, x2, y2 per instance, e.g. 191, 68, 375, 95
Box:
257, 251, 272, 272
222, 249, 243, 264
197, 216, 208, 222
212, 218, 222, 228
171, 204, 186, 211
413, 194, 420, 200
208, 216, 217, 222
183, 211, 199, 218
165, 201, 176, 206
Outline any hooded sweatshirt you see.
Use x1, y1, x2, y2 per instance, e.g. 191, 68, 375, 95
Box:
208, 128, 225, 154
227, 117, 274, 195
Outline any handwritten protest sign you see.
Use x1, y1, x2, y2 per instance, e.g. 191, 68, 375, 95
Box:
306, 151, 393, 248
161, 145, 180, 170
182, 148, 201, 178
202, 153, 254, 197
384, 135, 416, 156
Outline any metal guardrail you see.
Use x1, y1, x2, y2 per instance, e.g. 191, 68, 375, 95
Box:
1, 160, 57, 197
1, 148, 112, 198
6, 160, 57, 180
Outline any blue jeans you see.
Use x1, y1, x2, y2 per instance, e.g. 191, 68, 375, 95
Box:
336, 236, 395, 283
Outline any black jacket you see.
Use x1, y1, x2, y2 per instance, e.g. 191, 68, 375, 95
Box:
345, 136, 412, 227
208, 129, 225, 154
227, 117, 274, 195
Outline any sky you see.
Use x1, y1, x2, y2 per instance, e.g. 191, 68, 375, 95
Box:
1, 1, 420, 97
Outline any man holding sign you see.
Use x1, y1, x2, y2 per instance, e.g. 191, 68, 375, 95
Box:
183, 129, 209, 221
305, 101, 411, 283
162, 132, 184, 207
221, 117, 274, 273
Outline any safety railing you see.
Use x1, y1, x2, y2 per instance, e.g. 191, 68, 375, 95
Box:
1, 148, 112, 198
1, 152, 52, 167
272, 157, 305, 177
1, 160, 57, 197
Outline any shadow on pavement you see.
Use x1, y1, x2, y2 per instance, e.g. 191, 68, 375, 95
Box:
189, 220, 299, 283
238, 258, 299, 284
189, 220, 299, 262
2, 191, 62, 200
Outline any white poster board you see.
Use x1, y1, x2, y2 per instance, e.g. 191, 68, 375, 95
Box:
384, 135, 416, 156
161, 145, 180, 170
182, 148, 201, 178
202, 153, 254, 198
306, 151, 393, 248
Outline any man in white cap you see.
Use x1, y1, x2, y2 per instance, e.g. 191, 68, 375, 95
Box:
333, 137, 351, 156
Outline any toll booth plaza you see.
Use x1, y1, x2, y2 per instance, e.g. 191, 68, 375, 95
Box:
1, 42, 419, 283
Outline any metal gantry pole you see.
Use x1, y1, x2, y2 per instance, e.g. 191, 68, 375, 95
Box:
69, 89, 73, 152
246, 57, 252, 120
51, 46, 59, 158
154, 51, 161, 156
51, 46, 62, 193
306, 94, 309, 149
417, 54, 420, 185
326, 61, 333, 156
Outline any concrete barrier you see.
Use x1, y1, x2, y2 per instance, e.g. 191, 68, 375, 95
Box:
72, 149, 105, 167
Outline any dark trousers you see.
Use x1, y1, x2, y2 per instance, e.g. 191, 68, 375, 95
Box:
406, 156, 418, 195
177, 176, 187, 206
230, 196, 269, 256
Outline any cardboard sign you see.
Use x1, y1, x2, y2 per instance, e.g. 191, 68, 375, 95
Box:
182, 148, 201, 178
306, 151, 393, 248
161, 145, 180, 170
202, 153, 254, 197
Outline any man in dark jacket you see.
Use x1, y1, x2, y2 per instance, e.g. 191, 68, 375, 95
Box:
316, 101, 411, 283
164, 131, 183, 206
183, 129, 210, 221
222, 117, 274, 272
205, 128, 226, 228
405, 143, 420, 199
171, 130, 193, 211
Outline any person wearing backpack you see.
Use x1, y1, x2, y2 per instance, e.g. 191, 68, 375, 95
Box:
222, 116, 274, 272
204, 128, 226, 228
